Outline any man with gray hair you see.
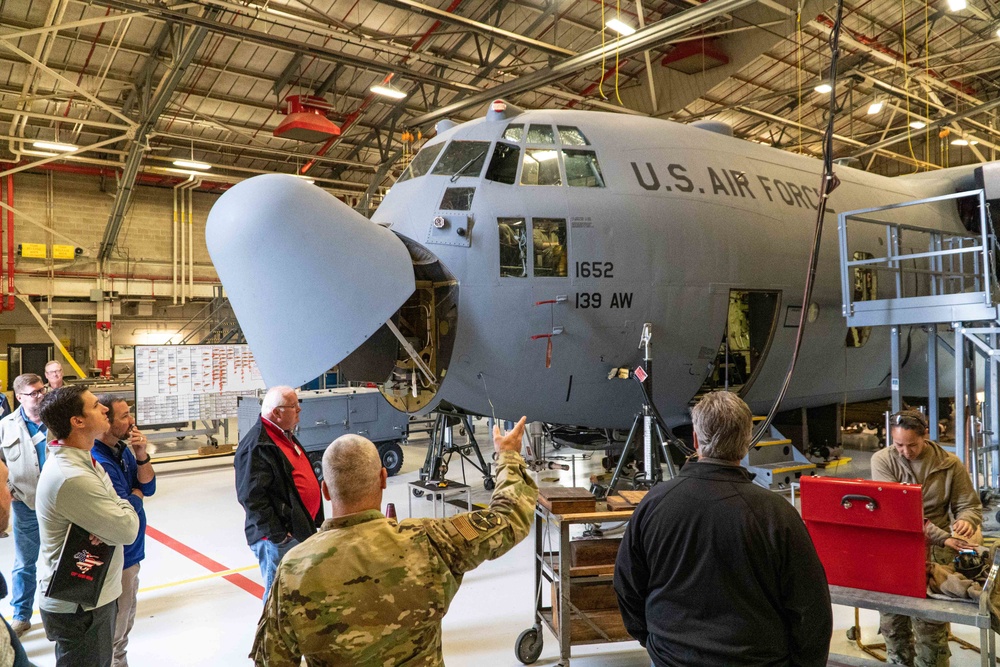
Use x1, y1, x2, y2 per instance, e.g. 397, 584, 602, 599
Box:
235, 386, 322, 599
614, 391, 832, 666
250, 417, 537, 666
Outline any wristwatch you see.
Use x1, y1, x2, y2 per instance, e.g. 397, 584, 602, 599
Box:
135, 456, 152, 465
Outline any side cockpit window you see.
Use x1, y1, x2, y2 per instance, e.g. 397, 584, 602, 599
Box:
564, 150, 604, 187
532, 218, 568, 277
431, 140, 490, 178
522, 149, 561, 186
395, 142, 445, 184
485, 142, 519, 185
498, 217, 528, 277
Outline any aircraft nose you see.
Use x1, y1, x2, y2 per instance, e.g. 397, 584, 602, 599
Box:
206, 174, 415, 387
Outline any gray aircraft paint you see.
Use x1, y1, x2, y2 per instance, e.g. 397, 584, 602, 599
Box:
207, 104, 971, 429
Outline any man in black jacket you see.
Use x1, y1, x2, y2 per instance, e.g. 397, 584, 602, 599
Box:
235, 386, 323, 599
614, 391, 832, 666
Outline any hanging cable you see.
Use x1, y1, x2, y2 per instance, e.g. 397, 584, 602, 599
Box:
614, 0, 624, 105
750, 0, 846, 446
599, 0, 608, 100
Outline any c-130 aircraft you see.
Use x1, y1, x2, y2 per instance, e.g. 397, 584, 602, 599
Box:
207, 100, 983, 438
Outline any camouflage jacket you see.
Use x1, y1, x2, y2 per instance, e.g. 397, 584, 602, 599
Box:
251, 450, 538, 666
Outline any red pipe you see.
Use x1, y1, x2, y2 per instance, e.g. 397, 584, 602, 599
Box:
6, 174, 13, 311
14, 268, 219, 284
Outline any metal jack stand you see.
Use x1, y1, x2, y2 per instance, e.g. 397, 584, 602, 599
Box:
595, 323, 682, 498
523, 421, 570, 474
418, 412, 494, 492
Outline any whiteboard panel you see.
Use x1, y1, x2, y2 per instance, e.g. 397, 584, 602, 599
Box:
134, 345, 266, 425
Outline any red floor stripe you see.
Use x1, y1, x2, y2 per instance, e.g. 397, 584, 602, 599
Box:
145, 525, 264, 599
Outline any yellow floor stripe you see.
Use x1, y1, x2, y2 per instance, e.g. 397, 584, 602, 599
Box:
137, 564, 259, 594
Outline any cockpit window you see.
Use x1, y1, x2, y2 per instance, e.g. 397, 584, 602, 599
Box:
533, 218, 567, 277
521, 149, 561, 186
498, 217, 528, 278
485, 142, 520, 185
440, 187, 476, 210
502, 124, 524, 142
558, 126, 589, 146
395, 142, 445, 183
527, 124, 555, 144
564, 150, 605, 187
431, 140, 490, 178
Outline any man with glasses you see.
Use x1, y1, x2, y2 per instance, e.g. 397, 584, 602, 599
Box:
235, 386, 323, 598
44, 361, 65, 391
0, 373, 50, 636
872, 409, 982, 666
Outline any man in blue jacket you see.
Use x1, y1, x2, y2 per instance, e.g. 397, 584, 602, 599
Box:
92, 395, 155, 667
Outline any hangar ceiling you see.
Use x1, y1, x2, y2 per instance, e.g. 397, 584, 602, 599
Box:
1, 0, 999, 219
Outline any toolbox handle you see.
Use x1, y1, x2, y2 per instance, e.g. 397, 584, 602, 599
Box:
841, 494, 878, 511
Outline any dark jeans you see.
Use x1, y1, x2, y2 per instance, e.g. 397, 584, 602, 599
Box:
41, 601, 117, 667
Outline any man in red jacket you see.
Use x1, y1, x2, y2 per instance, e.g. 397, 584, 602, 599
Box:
235, 386, 323, 599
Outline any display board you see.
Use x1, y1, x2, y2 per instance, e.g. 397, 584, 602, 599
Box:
134, 345, 265, 425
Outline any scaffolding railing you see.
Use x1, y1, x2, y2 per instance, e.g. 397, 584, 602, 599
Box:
838, 188, 1000, 494
838, 189, 997, 327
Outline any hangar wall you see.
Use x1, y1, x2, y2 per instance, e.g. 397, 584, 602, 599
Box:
0, 171, 225, 381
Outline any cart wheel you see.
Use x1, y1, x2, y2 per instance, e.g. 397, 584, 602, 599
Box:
412, 488, 424, 498
551, 441, 562, 450
515, 627, 543, 664
846, 626, 858, 641
308, 453, 324, 482
377, 441, 404, 477
995, 508, 1000, 524
483, 477, 496, 491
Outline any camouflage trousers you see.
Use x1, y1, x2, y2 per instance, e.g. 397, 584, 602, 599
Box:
878, 612, 950, 667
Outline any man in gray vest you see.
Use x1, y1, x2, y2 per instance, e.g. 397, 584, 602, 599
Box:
0, 373, 49, 637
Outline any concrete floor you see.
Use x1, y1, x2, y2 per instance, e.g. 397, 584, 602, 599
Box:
0, 430, 993, 666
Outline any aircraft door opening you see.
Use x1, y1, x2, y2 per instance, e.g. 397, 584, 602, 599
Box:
378, 238, 459, 413
698, 290, 781, 396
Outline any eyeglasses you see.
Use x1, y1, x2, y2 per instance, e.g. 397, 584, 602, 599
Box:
276, 403, 301, 410
18, 388, 47, 399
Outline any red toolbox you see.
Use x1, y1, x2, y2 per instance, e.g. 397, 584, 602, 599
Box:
800, 476, 926, 598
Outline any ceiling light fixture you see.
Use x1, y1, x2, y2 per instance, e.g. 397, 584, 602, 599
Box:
951, 138, 978, 146
32, 141, 77, 152
606, 18, 636, 36
370, 84, 407, 100
22, 148, 59, 158
946, 0, 967, 10
172, 159, 212, 170
814, 83, 833, 94
867, 101, 884, 115
909, 121, 927, 129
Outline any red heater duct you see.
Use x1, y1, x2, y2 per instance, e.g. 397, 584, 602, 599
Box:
273, 95, 342, 143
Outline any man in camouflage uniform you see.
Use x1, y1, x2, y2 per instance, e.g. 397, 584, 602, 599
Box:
872, 410, 982, 667
251, 416, 537, 666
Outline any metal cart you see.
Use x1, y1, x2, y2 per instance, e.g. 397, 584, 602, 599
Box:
831, 547, 1000, 666
515, 504, 634, 666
